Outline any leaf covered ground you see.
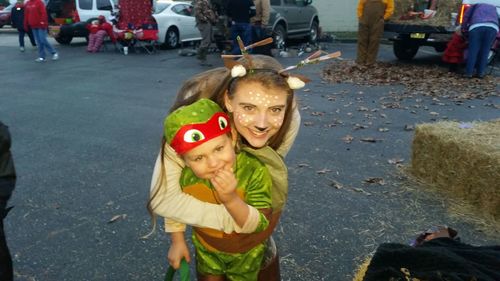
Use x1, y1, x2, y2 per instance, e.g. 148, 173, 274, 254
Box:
322, 60, 500, 100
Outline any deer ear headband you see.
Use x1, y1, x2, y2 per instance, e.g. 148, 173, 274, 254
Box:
221, 37, 342, 90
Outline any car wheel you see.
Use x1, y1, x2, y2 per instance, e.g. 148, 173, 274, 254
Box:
308, 21, 319, 44
165, 27, 179, 49
393, 40, 419, 60
55, 35, 73, 45
272, 24, 286, 50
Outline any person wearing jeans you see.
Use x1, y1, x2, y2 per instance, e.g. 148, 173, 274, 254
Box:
461, 3, 499, 78
23, 0, 59, 62
10, 0, 36, 52
226, 0, 254, 55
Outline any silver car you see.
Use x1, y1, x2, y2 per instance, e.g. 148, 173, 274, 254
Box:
213, 0, 319, 50
268, 0, 319, 48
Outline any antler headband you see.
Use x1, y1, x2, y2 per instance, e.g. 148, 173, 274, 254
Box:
221, 37, 342, 90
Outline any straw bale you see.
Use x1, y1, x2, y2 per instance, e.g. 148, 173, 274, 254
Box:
352, 258, 372, 281
410, 119, 500, 221
390, 0, 462, 26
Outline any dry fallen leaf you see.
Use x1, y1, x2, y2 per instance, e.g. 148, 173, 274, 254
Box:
342, 135, 354, 144
330, 180, 343, 189
363, 177, 386, 185
388, 158, 405, 164
311, 111, 324, 116
351, 187, 372, 195
108, 214, 127, 224
360, 137, 379, 143
316, 168, 332, 175
404, 124, 414, 131
354, 123, 370, 130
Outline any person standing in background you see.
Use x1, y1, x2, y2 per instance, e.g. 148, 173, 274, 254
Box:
193, 0, 218, 66
356, 0, 394, 65
11, 0, 36, 52
0, 121, 16, 281
251, 0, 272, 55
461, 2, 499, 78
227, 0, 254, 55
24, 0, 59, 62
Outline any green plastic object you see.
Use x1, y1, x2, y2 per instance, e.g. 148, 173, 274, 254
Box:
164, 259, 190, 281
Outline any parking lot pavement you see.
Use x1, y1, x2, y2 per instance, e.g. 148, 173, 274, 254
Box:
0, 31, 499, 280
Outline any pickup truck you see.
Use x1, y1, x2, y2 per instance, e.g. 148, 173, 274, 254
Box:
384, 0, 500, 61
384, 0, 461, 60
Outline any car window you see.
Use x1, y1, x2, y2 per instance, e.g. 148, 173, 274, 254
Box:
284, 0, 295, 5
154, 2, 171, 14
79, 0, 92, 10
270, 0, 280, 5
1, 3, 14, 12
97, 0, 113, 10
172, 4, 193, 17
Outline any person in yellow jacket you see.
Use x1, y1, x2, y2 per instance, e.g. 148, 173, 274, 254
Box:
356, 0, 394, 65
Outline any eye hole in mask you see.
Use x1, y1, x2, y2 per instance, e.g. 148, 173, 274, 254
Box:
183, 129, 205, 143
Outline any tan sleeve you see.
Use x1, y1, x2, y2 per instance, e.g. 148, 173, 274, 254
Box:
260, 0, 271, 26
149, 144, 256, 233
276, 103, 300, 158
164, 218, 187, 232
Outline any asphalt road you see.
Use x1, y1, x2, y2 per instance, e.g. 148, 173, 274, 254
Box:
0, 30, 499, 281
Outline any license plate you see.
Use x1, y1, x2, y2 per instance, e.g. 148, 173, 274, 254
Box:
410, 33, 426, 39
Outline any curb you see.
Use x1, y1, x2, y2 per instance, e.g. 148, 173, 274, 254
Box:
327, 38, 392, 45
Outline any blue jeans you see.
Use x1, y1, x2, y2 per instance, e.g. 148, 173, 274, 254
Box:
465, 26, 497, 77
230, 22, 252, 55
17, 28, 36, 48
32, 28, 57, 59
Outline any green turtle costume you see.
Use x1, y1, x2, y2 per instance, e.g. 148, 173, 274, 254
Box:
164, 99, 273, 281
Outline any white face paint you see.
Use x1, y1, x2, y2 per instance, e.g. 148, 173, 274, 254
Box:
225, 81, 288, 148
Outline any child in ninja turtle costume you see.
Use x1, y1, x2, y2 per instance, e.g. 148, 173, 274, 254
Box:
163, 99, 273, 281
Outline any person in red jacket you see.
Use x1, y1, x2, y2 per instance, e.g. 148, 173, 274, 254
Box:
23, 0, 59, 62
442, 28, 468, 73
86, 15, 116, 52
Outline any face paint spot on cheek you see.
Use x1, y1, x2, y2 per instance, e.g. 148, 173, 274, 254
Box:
234, 111, 253, 126
273, 118, 284, 128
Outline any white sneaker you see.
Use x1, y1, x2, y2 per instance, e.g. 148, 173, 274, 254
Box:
20, 47, 25, 52
52, 53, 59, 60
35, 57, 45, 62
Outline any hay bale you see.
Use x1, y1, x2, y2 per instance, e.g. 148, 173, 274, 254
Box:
410, 119, 500, 221
352, 258, 372, 281
390, 0, 462, 26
